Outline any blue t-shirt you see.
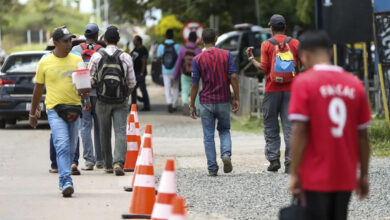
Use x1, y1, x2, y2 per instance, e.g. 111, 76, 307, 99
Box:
157, 39, 181, 75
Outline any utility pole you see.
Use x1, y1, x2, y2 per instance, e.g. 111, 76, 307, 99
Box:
96, 0, 101, 26
255, 0, 261, 25
103, 0, 109, 28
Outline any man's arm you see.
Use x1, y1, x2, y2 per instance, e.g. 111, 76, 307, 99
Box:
357, 129, 370, 200
189, 83, 199, 119
230, 73, 239, 112
289, 121, 309, 195
123, 54, 136, 95
29, 83, 44, 128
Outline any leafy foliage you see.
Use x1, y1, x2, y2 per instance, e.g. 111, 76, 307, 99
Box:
154, 15, 183, 42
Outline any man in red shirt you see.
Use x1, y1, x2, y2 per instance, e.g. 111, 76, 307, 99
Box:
247, 14, 300, 173
288, 30, 370, 220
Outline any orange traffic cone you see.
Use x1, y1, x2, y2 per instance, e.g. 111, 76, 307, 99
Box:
151, 159, 177, 220
168, 196, 187, 220
131, 104, 142, 150
124, 124, 153, 192
123, 114, 138, 172
122, 126, 156, 219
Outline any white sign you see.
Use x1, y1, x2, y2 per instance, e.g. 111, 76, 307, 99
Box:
182, 21, 204, 44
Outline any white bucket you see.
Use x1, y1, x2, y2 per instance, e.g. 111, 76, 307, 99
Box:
72, 69, 91, 89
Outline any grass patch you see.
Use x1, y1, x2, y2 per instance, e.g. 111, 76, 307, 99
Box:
231, 115, 263, 133
369, 117, 390, 157
6, 43, 46, 54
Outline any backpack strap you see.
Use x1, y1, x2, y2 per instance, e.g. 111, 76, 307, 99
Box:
112, 50, 126, 78
268, 38, 281, 47
284, 37, 292, 44
80, 42, 87, 50
93, 44, 102, 51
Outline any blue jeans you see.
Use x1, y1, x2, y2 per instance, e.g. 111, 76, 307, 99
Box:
80, 96, 103, 166
50, 134, 80, 169
200, 103, 232, 173
47, 109, 80, 185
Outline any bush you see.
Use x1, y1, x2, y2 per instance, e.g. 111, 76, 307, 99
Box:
369, 118, 390, 157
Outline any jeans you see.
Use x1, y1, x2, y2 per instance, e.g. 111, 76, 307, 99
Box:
80, 96, 103, 166
47, 109, 80, 185
181, 74, 199, 110
200, 103, 232, 173
95, 100, 128, 168
50, 134, 80, 169
163, 74, 179, 108
131, 75, 150, 109
262, 91, 292, 166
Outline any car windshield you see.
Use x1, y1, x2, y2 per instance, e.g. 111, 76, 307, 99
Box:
1, 54, 45, 74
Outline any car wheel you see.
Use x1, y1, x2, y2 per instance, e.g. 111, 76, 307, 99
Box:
0, 119, 5, 129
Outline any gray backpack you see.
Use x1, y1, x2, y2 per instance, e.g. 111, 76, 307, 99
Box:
96, 50, 128, 104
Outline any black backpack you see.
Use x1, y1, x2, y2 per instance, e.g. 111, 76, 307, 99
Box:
96, 50, 128, 104
162, 43, 178, 69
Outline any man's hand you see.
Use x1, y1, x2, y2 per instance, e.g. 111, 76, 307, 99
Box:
83, 101, 92, 111
289, 174, 301, 195
231, 99, 239, 113
79, 92, 90, 99
356, 175, 369, 200
246, 47, 254, 58
189, 106, 197, 119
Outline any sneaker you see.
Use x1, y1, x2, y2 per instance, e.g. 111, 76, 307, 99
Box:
284, 164, 290, 174
105, 168, 114, 173
96, 164, 104, 169
207, 172, 218, 177
81, 165, 94, 171
267, 160, 281, 172
114, 164, 125, 176
49, 168, 58, 174
62, 182, 74, 197
168, 104, 174, 113
222, 157, 233, 173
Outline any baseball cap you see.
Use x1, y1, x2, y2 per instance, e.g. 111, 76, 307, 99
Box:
268, 14, 286, 27
84, 23, 99, 37
52, 26, 76, 41
104, 25, 120, 42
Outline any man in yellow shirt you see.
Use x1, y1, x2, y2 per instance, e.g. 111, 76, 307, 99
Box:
29, 27, 88, 197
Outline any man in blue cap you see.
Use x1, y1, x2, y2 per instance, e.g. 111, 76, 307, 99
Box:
72, 23, 104, 171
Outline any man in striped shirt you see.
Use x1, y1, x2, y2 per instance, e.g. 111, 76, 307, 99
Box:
190, 28, 240, 176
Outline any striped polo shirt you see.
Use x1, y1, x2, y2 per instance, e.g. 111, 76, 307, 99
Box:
192, 48, 237, 104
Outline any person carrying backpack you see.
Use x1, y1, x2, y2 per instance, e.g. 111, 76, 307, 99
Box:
174, 32, 202, 115
88, 25, 136, 176
157, 29, 181, 113
246, 14, 301, 173
72, 23, 104, 171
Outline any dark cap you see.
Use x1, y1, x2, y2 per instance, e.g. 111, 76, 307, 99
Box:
104, 25, 120, 42
84, 23, 99, 38
268, 14, 286, 27
52, 26, 76, 41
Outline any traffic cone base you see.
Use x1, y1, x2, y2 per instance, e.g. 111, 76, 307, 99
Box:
122, 214, 151, 219
168, 196, 187, 220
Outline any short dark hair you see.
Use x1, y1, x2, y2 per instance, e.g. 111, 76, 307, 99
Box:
166, 29, 174, 39
134, 35, 142, 44
105, 26, 120, 44
272, 23, 286, 32
202, 28, 216, 44
188, 32, 197, 42
299, 30, 332, 52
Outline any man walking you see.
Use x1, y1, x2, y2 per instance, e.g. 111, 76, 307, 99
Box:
157, 29, 181, 113
29, 26, 87, 197
131, 35, 151, 111
174, 32, 202, 115
89, 26, 136, 176
289, 30, 371, 220
246, 14, 300, 173
190, 28, 239, 176
72, 23, 104, 170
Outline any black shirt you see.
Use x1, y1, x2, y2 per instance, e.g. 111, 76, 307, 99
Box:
130, 46, 148, 75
